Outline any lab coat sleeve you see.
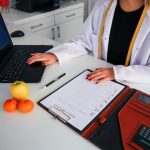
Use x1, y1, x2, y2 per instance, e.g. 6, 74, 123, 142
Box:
113, 57, 150, 83
46, 1, 101, 63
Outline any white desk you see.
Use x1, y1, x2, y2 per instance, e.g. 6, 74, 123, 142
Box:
5, 23, 58, 46
0, 36, 150, 150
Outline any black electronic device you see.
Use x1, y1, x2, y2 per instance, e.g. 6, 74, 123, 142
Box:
10, 30, 24, 38
16, 0, 60, 13
0, 12, 53, 83
133, 125, 150, 150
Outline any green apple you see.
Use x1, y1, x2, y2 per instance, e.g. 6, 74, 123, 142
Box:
10, 81, 29, 100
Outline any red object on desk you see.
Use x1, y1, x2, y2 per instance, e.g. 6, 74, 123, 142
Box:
118, 90, 150, 150
0, 0, 9, 7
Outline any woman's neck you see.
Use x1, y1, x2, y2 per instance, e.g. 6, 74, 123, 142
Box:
119, 0, 144, 12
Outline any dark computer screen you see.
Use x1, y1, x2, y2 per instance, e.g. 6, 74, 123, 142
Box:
33, 0, 50, 5
0, 13, 13, 61
33, 0, 54, 12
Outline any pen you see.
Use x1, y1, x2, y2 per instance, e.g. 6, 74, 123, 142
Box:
41, 73, 66, 90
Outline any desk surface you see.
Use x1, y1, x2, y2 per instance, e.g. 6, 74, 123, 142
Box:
0, 36, 150, 150
5, 23, 57, 46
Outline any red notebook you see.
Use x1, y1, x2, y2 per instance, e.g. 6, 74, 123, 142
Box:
118, 90, 150, 150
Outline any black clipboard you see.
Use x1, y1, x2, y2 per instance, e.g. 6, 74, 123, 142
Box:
38, 69, 127, 134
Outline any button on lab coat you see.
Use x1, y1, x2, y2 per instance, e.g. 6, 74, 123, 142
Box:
49, 0, 150, 83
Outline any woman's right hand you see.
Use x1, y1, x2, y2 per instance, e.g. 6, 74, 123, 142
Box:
26, 53, 58, 65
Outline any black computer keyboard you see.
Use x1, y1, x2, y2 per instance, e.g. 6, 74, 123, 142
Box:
0, 49, 31, 81
0, 45, 53, 82
0, 45, 50, 82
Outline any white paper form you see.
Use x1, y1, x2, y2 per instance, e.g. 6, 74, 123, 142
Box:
40, 70, 125, 131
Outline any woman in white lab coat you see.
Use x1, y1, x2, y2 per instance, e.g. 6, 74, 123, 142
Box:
27, 0, 150, 83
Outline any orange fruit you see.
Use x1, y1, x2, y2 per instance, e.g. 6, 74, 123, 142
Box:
3, 99, 18, 112
18, 99, 34, 113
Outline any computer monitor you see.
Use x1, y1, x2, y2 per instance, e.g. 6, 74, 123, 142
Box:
0, 13, 13, 61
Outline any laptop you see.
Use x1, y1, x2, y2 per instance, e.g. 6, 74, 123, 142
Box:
0, 13, 53, 83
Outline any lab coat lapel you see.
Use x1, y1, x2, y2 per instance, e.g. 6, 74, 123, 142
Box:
130, 8, 150, 64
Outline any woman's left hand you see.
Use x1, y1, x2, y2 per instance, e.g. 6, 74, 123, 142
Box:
86, 68, 115, 84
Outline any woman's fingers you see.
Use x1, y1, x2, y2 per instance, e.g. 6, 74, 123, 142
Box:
87, 69, 104, 77
27, 53, 58, 65
96, 77, 110, 84
27, 55, 43, 62
27, 53, 50, 64
86, 68, 115, 83
27, 57, 48, 64
87, 70, 104, 80
42, 60, 54, 65
87, 72, 105, 81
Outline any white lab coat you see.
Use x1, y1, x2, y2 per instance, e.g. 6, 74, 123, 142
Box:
49, 0, 150, 83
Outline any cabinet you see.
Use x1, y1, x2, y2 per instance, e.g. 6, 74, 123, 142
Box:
54, 6, 83, 44
55, 17, 83, 44
2, 2, 84, 44
32, 6, 83, 44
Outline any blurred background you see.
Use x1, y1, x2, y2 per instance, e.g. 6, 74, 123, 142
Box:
1, 0, 97, 20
